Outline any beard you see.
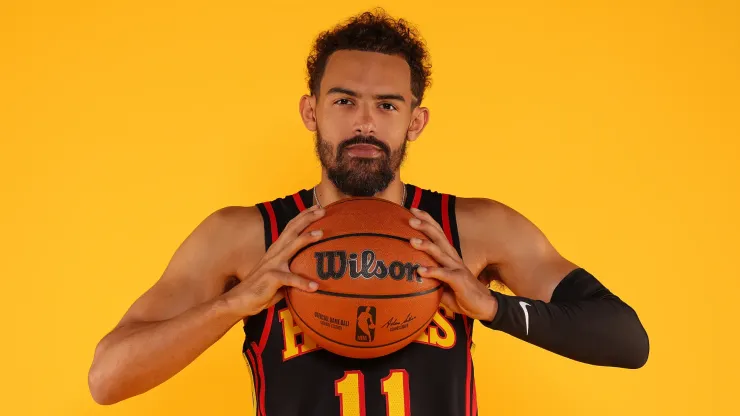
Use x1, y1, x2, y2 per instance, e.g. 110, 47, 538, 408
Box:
315, 129, 408, 197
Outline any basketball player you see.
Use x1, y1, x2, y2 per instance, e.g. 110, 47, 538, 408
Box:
88, 10, 649, 415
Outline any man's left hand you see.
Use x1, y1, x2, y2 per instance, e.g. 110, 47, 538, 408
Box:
407, 207, 498, 321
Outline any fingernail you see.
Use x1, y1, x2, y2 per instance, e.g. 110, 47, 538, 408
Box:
308, 281, 318, 290
310, 230, 323, 237
409, 218, 421, 226
418, 266, 427, 273
410, 237, 421, 245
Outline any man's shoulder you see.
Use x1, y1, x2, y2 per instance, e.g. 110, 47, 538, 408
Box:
203, 187, 309, 239
208, 188, 310, 226
455, 195, 513, 223
208, 205, 263, 227
198, 205, 265, 252
454, 196, 536, 247
410, 186, 517, 228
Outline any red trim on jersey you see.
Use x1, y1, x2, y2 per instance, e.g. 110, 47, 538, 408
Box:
256, 201, 280, 354
411, 186, 422, 209
252, 343, 269, 416
246, 349, 265, 416
440, 191, 470, 415
403, 370, 411, 416
441, 194, 453, 244
472, 377, 478, 416
251, 200, 281, 416
264, 201, 278, 244
463, 315, 473, 416
292, 192, 306, 212
257, 307, 274, 353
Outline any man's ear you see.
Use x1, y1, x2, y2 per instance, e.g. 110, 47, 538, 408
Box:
299, 94, 318, 132
407, 106, 430, 142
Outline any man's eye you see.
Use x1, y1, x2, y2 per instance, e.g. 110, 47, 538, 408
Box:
335, 99, 353, 105
380, 103, 397, 111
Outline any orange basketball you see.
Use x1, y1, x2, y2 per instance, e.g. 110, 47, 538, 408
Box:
287, 197, 442, 359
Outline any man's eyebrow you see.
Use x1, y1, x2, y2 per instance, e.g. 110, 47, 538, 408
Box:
327, 87, 406, 103
327, 87, 358, 97
375, 94, 406, 103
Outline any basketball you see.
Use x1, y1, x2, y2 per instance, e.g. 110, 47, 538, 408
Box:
287, 197, 442, 359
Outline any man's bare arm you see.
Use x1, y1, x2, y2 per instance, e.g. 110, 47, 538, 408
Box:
88, 204, 326, 404
461, 198, 650, 369
87, 207, 264, 404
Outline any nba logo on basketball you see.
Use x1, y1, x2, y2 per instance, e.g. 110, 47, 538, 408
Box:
355, 306, 376, 342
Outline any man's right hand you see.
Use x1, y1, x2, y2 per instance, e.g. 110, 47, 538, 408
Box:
223, 204, 326, 317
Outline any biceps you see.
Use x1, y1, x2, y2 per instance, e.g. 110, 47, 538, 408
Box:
498, 248, 577, 302
491, 214, 575, 300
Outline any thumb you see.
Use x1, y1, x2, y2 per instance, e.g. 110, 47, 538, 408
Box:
267, 288, 285, 308
440, 288, 461, 314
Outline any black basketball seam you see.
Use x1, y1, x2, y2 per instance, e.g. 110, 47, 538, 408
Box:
289, 232, 413, 265
313, 284, 442, 299
285, 292, 438, 350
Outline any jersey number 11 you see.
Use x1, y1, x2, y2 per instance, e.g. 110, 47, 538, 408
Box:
335, 369, 410, 416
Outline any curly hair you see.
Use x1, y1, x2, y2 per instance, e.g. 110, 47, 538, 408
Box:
306, 9, 432, 107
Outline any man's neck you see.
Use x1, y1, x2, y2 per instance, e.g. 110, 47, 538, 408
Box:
313, 174, 406, 207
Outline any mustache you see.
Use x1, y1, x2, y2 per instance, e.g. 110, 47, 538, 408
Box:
337, 135, 391, 156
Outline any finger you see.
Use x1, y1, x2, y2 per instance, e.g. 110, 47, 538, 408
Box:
269, 206, 325, 254
284, 205, 324, 237
267, 288, 285, 307
410, 208, 445, 234
273, 271, 319, 293
408, 210, 460, 261
410, 238, 458, 269
417, 266, 465, 292
409, 218, 460, 261
409, 208, 453, 251
440, 289, 461, 314
278, 228, 324, 263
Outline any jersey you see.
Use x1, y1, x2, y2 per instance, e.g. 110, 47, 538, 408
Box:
243, 184, 478, 416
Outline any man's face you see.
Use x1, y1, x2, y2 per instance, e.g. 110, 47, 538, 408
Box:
306, 50, 421, 196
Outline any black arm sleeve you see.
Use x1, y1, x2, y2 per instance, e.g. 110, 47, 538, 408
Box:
479, 268, 650, 369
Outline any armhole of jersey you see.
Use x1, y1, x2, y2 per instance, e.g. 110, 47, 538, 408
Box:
246, 192, 308, 416
251, 201, 278, 354
257, 203, 272, 251
250, 193, 309, 350
256, 202, 277, 248
446, 194, 463, 258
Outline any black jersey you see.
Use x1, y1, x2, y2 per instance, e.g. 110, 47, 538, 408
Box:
243, 184, 478, 416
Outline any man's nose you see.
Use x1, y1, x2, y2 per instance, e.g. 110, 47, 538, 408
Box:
354, 103, 376, 136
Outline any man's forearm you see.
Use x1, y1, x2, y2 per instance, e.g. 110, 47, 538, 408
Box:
479, 268, 650, 369
88, 297, 243, 405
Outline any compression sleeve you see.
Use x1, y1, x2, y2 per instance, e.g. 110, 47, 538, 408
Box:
479, 268, 649, 369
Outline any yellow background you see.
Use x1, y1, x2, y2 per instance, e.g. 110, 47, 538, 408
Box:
1, 1, 736, 414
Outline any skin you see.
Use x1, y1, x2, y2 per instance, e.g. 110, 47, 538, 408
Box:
87, 49, 578, 406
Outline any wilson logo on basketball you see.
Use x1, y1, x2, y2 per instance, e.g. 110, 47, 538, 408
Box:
314, 250, 423, 282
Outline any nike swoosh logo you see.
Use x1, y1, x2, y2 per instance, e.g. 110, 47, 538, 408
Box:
519, 301, 531, 336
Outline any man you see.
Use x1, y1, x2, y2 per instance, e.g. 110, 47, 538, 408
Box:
88, 10, 649, 415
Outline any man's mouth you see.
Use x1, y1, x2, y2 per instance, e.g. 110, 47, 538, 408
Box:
345, 144, 383, 158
